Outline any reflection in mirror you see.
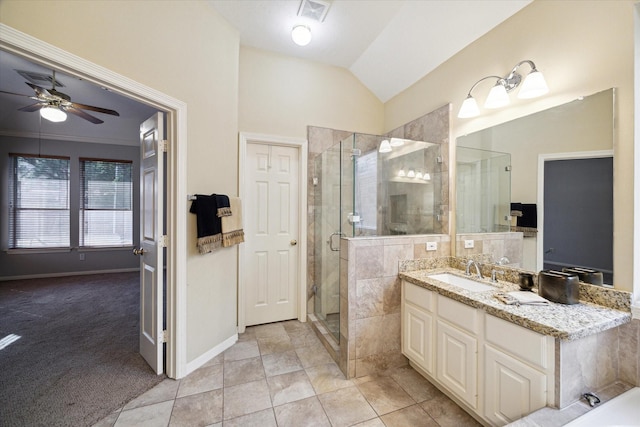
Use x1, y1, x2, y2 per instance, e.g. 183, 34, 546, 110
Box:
354, 136, 443, 236
456, 147, 511, 233
456, 88, 614, 284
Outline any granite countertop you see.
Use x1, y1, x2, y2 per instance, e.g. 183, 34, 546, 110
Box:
399, 268, 631, 341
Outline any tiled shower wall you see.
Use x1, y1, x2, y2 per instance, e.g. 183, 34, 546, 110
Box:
340, 234, 451, 378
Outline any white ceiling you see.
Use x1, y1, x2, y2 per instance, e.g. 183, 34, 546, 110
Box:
208, 0, 532, 102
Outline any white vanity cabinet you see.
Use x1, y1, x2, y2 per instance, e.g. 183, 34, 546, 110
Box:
402, 280, 435, 374
401, 280, 555, 426
483, 315, 554, 425
436, 295, 479, 409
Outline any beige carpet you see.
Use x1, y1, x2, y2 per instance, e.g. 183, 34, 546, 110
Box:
0, 272, 164, 427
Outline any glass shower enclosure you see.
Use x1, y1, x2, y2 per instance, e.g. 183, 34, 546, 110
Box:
312, 133, 443, 342
312, 135, 355, 341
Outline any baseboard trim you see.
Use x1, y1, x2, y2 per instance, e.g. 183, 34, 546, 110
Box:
0, 268, 140, 282
184, 333, 238, 377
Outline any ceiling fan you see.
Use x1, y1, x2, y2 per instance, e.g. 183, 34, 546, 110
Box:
0, 70, 120, 124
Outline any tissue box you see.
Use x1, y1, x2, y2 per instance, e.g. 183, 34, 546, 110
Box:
538, 270, 580, 304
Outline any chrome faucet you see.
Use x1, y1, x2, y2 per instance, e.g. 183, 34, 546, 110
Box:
465, 259, 483, 279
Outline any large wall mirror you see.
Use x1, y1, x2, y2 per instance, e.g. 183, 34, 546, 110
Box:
456, 88, 615, 284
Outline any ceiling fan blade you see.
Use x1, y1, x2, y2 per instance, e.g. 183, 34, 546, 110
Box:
0, 89, 38, 99
70, 102, 120, 116
18, 102, 47, 112
25, 82, 52, 98
65, 106, 104, 124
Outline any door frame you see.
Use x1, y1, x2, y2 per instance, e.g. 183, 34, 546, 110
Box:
238, 132, 308, 333
0, 24, 188, 379
536, 149, 613, 273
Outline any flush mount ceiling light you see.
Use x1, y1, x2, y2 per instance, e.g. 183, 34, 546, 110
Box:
458, 60, 549, 119
40, 105, 67, 122
291, 25, 312, 46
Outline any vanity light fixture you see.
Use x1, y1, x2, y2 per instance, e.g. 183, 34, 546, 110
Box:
398, 168, 406, 177
415, 171, 423, 180
40, 105, 67, 122
423, 172, 431, 181
407, 169, 416, 178
378, 139, 392, 153
458, 60, 549, 119
291, 25, 312, 46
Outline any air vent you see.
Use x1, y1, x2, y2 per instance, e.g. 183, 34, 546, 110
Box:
297, 0, 331, 22
15, 70, 65, 87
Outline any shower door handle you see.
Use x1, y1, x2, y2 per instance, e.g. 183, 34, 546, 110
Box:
327, 232, 344, 251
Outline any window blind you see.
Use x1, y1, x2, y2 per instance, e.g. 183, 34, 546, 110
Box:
9, 155, 70, 249
80, 159, 133, 247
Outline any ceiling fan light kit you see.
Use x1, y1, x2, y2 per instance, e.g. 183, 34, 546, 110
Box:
40, 105, 67, 122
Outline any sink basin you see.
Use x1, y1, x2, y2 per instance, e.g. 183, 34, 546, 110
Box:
428, 273, 495, 292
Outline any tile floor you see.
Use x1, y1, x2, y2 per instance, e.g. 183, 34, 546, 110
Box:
94, 320, 481, 427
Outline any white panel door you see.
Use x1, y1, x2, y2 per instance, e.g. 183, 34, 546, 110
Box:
484, 344, 547, 425
245, 143, 299, 326
437, 320, 477, 408
137, 113, 164, 374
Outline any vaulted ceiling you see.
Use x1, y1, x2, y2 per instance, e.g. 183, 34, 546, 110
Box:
0, 1, 531, 140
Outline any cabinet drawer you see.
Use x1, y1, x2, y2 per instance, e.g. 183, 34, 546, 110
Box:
485, 314, 551, 370
404, 281, 434, 312
437, 295, 478, 334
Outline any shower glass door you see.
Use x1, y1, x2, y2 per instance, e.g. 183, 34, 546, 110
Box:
313, 135, 355, 342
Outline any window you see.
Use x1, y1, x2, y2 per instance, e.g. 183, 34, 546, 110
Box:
80, 159, 133, 247
9, 155, 70, 249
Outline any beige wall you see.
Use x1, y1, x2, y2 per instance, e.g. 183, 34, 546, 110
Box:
239, 46, 384, 138
385, 0, 634, 291
0, 0, 241, 363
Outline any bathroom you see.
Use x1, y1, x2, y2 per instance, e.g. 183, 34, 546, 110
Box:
304, 3, 640, 424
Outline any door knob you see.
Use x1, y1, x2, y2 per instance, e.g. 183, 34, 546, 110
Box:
133, 247, 145, 256
290, 240, 298, 246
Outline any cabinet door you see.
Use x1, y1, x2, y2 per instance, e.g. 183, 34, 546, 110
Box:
403, 303, 434, 374
484, 344, 547, 425
437, 319, 477, 408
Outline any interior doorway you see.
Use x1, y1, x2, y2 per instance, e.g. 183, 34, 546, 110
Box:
0, 23, 187, 378
537, 151, 614, 283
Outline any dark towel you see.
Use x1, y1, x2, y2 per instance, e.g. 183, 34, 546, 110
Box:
514, 203, 537, 237
216, 194, 232, 217
189, 194, 222, 253
510, 202, 523, 217
517, 204, 537, 228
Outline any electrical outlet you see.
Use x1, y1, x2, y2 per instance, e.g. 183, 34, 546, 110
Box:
426, 242, 437, 251
79, 253, 85, 261
464, 239, 474, 249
